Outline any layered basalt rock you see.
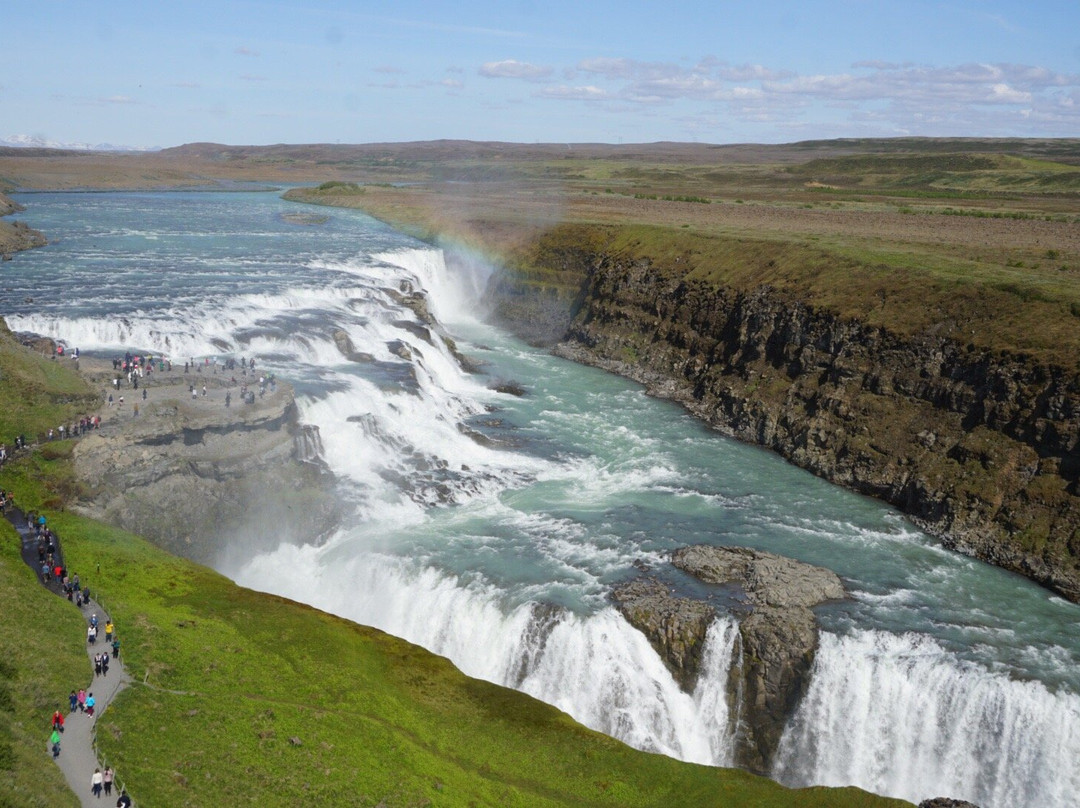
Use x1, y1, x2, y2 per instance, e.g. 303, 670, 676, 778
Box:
528, 251, 1080, 602
71, 369, 339, 568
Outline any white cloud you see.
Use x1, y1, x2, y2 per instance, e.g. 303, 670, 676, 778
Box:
577, 57, 682, 82
536, 85, 607, 100
576, 57, 636, 79
990, 83, 1031, 103
441, 78, 464, 89
234, 46, 260, 58
479, 60, 553, 81
521, 54, 1080, 136
716, 64, 793, 82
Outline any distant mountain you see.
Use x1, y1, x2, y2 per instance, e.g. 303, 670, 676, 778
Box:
0, 134, 160, 152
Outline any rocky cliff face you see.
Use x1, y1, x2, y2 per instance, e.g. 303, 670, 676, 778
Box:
0, 193, 20, 216
611, 545, 845, 774
71, 370, 339, 568
535, 254, 1080, 602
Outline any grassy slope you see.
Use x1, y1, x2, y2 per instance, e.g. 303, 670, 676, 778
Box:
0, 323, 95, 808
0, 315, 905, 806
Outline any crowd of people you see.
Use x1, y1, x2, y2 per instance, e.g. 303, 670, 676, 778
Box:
7, 498, 132, 806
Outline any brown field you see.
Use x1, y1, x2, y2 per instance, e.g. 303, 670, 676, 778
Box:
3, 137, 1080, 366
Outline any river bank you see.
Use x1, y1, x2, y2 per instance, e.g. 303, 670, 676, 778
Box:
0, 192, 46, 256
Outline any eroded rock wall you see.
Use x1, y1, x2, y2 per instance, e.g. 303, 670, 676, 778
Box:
72, 383, 340, 568
486, 246, 1080, 601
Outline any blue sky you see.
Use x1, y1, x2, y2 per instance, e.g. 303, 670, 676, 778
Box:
6, 0, 1080, 147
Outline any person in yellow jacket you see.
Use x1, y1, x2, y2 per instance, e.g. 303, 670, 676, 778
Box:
105, 620, 114, 642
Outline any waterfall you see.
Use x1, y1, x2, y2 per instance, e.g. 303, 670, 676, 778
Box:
295, 424, 325, 464
16, 191, 1080, 808
773, 629, 1080, 808
236, 541, 741, 766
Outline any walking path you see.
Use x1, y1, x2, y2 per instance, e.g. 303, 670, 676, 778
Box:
9, 505, 133, 807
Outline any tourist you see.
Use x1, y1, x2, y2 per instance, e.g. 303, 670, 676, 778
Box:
111, 637, 121, 659
116, 788, 132, 807
77, 689, 86, 712
94, 653, 102, 677
105, 620, 114, 642
85, 692, 96, 717
51, 709, 64, 732
69, 690, 78, 712
103, 766, 114, 796
91, 768, 104, 798
50, 728, 61, 758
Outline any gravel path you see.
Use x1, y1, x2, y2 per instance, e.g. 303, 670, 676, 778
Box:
10, 506, 134, 806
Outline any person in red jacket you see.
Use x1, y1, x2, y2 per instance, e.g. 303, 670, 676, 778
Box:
51, 709, 64, 732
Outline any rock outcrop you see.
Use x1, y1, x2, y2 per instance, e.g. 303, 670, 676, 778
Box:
612, 545, 844, 774
71, 363, 339, 568
611, 577, 716, 691
0, 192, 46, 256
0, 192, 21, 216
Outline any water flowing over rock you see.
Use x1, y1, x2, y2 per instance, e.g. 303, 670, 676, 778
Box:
613, 545, 845, 774
332, 328, 375, 363
610, 577, 716, 691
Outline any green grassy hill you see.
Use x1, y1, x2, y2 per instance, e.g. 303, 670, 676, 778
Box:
0, 326, 907, 806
